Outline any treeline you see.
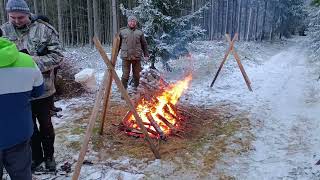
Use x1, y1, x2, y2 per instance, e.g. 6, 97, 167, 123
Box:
0, 0, 307, 46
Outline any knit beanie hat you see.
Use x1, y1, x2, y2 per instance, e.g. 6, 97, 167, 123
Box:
6, 0, 30, 14
128, 15, 137, 22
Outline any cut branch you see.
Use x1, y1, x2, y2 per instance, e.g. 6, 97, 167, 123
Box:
156, 114, 177, 133
146, 112, 166, 140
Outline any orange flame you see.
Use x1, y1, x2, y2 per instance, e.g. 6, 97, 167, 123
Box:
127, 74, 192, 136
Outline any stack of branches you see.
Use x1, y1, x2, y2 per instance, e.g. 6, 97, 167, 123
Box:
132, 68, 169, 103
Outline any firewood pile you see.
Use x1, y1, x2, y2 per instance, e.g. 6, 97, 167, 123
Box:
132, 68, 169, 102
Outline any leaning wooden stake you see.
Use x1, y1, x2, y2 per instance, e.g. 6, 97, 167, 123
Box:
99, 34, 121, 135
210, 33, 252, 91
72, 70, 110, 180
225, 34, 252, 91
93, 37, 161, 159
210, 33, 238, 87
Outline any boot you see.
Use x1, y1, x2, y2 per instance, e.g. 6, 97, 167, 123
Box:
133, 78, 140, 89
121, 78, 129, 89
45, 157, 56, 171
31, 159, 43, 172
52, 106, 62, 112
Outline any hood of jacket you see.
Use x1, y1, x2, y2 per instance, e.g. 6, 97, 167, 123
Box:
0, 37, 19, 67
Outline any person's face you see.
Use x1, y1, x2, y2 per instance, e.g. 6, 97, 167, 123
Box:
128, 19, 137, 28
8, 12, 30, 28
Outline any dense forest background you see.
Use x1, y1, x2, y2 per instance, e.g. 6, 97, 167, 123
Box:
0, 0, 309, 46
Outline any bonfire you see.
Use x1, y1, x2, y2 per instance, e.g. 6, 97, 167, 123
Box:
122, 69, 192, 140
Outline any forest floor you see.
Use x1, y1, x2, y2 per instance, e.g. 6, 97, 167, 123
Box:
3, 36, 319, 180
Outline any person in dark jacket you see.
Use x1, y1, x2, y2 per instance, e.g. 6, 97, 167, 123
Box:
0, 35, 44, 180
119, 15, 149, 89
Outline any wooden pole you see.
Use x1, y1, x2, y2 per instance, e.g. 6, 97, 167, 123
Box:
72, 70, 110, 180
93, 37, 161, 159
225, 34, 253, 91
99, 34, 121, 135
210, 33, 239, 87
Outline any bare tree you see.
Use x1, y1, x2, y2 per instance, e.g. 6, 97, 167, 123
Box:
237, 0, 242, 40
68, 0, 74, 45
41, 0, 47, 15
260, 0, 268, 41
0, 0, 5, 24
93, 0, 100, 40
33, 0, 38, 14
246, 6, 252, 41
86, 0, 93, 45
112, 0, 117, 37
57, 0, 63, 44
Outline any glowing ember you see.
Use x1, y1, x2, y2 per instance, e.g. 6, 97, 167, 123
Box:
125, 74, 192, 138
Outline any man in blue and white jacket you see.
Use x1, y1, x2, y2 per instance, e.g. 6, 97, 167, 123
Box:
0, 32, 44, 180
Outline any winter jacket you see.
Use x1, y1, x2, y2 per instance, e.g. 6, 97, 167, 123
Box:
119, 27, 149, 60
0, 37, 44, 150
1, 19, 64, 99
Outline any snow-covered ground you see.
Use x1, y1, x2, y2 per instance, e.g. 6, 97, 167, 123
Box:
6, 36, 317, 180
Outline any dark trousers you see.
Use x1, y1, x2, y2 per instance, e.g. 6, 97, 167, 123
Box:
0, 140, 32, 180
121, 60, 142, 88
31, 96, 55, 162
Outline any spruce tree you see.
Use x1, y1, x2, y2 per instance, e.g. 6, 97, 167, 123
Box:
120, 0, 207, 71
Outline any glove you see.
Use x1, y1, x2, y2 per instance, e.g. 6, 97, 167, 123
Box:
20, 49, 29, 54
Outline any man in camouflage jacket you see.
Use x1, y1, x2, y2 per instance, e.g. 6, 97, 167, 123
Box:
1, 0, 64, 171
119, 15, 149, 89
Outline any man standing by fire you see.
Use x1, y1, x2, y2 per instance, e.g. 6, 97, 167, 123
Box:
119, 15, 149, 90
1, 0, 64, 171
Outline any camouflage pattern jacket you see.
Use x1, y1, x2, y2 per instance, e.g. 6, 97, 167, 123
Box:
119, 27, 149, 60
1, 19, 64, 99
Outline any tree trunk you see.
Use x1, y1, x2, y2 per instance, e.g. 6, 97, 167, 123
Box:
87, 0, 93, 45
192, 0, 195, 12
246, 7, 252, 41
225, 0, 229, 34
41, 0, 46, 15
112, 0, 117, 37
69, 0, 74, 45
260, 0, 267, 41
237, 0, 242, 40
255, 6, 259, 40
231, 0, 236, 37
57, 0, 63, 44
0, 0, 5, 24
219, 0, 224, 38
33, 0, 39, 14
243, 0, 248, 40
93, 0, 100, 40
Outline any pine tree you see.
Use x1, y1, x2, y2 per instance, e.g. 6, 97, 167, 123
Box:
120, 0, 207, 71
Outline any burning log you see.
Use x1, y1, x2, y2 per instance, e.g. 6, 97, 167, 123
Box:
145, 127, 159, 137
122, 111, 133, 125
120, 121, 158, 137
167, 102, 178, 114
146, 112, 166, 140
156, 114, 177, 133
163, 105, 178, 121
122, 97, 144, 124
